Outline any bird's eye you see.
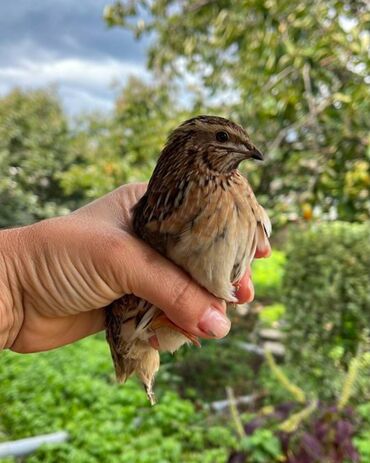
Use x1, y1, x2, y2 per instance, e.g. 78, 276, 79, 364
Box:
216, 131, 229, 143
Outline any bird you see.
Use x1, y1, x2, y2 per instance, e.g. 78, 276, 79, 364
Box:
105, 115, 271, 404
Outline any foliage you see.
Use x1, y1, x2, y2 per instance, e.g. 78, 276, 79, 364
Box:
159, 338, 260, 402
0, 89, 80, 227
259, 303, 285, 326
59, 77, 194, 200
282, 406, 359, 463
353, 403, 370, 462
252, 250, 286, 301
227, 349, 370, 463
239, 429, 282, 463
0, 336, 236, 463
229, 404, 360, 463
282, 222, 370, 394
0, 81, 196, 228
104, 0, 370, 225
264, 350, 306, 404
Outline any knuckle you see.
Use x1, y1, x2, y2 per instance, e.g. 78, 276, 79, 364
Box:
105, 233, 125, 254
99, 229, 129, 260
169, 273, 197, 314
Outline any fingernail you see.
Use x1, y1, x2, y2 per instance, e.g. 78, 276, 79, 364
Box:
198, 307, 231, 338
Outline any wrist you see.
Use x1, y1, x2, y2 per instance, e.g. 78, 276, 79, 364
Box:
0, 228, 25, 349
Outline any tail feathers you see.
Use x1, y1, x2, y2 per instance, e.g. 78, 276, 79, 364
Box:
111, 350, 135, 385
105, 296, 163, 404
134, 346, 160, 405
106, 316, 160, 404
114, 345, 159, 405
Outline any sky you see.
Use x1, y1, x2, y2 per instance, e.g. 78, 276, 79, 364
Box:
0, 0, 149, 115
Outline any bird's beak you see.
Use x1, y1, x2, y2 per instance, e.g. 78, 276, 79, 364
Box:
249, 146, 264, 161
233, 144, 264, 163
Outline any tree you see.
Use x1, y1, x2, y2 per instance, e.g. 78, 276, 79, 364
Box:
60, 77, 195, 198
0, 81, 195, 228
104, 0, 370, 225
0, 89, 79, 227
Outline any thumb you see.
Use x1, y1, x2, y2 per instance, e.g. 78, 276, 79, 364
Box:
112, 234, 231, 339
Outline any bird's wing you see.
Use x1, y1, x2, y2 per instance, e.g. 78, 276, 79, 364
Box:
133, 175, 271, 300
243, 178, 271, 253
257, 202, 272, 238
132, 181, 188, 253
106, 295, 140, 383
254, 203, 271, 255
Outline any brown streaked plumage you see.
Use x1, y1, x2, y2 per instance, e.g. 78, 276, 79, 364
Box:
106, 115, 271, 404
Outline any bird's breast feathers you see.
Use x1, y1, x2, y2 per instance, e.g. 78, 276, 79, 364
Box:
139, 171, 271, 302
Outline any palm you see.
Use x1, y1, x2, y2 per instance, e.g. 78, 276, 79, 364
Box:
12, 184, 146, 352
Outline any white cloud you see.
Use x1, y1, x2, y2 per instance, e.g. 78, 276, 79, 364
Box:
59, 86, 115, 115
0, 57, 149, 115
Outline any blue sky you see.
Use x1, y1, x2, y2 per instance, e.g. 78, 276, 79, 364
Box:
0, 0, 149, 115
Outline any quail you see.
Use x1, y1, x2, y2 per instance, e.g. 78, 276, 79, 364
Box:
106, 115, 271, 403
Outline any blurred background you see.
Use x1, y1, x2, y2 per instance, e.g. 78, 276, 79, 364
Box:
0, 1, 369, 462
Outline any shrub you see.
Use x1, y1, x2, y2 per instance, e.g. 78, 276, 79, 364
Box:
227, 350, 370, 463
259, 303, 286, 326
228, 404, 361, 463
252, 250, 286, 301
282, 222, 370, 393
160, 338, 257, 401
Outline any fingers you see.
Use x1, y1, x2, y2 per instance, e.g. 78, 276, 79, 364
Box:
235, 269, 254, 303
120, 236, 231, 340
235, 242, 271, 303
255, 239, 271, 258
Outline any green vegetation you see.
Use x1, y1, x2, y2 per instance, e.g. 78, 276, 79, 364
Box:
228, 349, 370, 463
1, 0, 369, 461
159, 338, 258, 402
259, 304, 285, 326
0, 82, 186, 228
282, 222, 370, 396
0, 337, 236, 463
0, 89, 77, 227
105, 0, 370, 226
252, 250, 286, 301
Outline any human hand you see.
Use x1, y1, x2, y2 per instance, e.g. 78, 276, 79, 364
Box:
0, 183, 270, 353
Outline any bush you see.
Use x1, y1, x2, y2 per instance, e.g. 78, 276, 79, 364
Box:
0, 89, 80, 227
160, 338, 258, 402
252, 250, 286, 301
0, 336, 236, 463
227, 350, 370, 463
259, 303, 286, 327
282, 222, 370, 393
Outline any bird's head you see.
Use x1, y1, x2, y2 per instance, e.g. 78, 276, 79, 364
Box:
159, 115, 264, 176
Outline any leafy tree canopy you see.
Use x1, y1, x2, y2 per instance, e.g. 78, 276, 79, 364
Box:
104, 0, 370, 225
0, 89, 78, 227
0, 81, 196, 227
59, 77, 194, 199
